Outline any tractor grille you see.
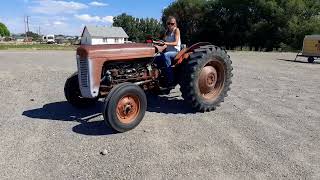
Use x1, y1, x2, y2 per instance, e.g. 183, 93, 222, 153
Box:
78, 59, 89, 88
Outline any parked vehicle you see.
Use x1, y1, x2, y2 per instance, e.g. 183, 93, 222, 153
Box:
295, 35, 320, 63
64, 42, 233, 132
43, 35, 55, 44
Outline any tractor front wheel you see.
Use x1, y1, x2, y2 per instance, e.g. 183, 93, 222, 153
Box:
64, 72, 98, 108
103, 83, 147, 133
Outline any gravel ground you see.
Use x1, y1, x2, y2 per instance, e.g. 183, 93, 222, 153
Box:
0, 50, 319, 180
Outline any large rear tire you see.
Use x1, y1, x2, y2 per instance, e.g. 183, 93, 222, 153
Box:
64, 72, 98, 108
179, 45, 233, 112
103, 83, 147, 133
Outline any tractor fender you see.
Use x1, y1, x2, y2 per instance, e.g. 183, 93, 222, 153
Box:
174, 42, 212, 65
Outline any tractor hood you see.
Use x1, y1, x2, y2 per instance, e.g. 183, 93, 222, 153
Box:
77, 43, 156, 61
75, 43, 156, 99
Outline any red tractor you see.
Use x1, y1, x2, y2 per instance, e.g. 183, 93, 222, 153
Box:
64, 42, 233, 132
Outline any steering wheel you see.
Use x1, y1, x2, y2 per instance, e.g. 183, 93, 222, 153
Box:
153, 40, 165, 46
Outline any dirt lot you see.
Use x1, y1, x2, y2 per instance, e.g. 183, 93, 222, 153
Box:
0, 50, 319, 179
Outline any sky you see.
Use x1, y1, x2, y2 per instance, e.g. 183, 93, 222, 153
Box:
0, 0, 174, 36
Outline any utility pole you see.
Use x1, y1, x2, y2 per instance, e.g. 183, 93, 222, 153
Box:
24, 16, 27, 39
39, 26, 41, 42
26, 16, 30, 33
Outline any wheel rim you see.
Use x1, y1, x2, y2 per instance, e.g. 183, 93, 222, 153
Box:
116, 94, 140, 124
198, 58, 225, 100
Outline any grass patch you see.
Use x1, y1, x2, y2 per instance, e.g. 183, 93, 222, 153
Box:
0, 44, 78, 51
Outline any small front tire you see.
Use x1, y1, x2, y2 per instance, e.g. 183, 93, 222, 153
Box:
64, 72, 98, 108
103, 83, 147, 133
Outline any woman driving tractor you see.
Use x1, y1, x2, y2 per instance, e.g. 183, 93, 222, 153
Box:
65, 15, 233, 133
157, 16, 181, 88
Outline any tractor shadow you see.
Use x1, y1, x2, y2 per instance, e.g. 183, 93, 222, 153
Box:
146, 93, 196, 114
22, 101, 117, 136
22, 94, 194, 136
277, 58, 320, 64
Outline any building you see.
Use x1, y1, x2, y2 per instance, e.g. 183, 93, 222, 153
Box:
80, 26, 129, 45
55, 35, 66, 44
12, 35, 25, 42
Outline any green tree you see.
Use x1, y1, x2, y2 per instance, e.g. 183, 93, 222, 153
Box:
21, 31, 41, 41
162, 0, 206, 45
201, 0, 256, 49
280, 0, 320, 49
247, 0, 287, 51
0, 22, 10, 36
113, 13, 164, 42
162, 0, 320, 51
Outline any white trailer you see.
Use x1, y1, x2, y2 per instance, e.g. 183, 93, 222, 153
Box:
43, 35, 55, 44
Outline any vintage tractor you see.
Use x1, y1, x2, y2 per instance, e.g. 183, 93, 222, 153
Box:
64, 42, 233, 132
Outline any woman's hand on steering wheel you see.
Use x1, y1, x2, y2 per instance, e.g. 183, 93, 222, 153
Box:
153, 40, 165, 46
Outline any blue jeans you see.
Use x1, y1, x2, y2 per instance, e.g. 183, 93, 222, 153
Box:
156, 51, 178, 85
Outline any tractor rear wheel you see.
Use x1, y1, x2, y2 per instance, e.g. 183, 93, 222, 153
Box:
64, 72, 98, 108
103, 83, 147, 133
179, 45, 233, 112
